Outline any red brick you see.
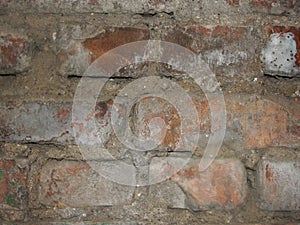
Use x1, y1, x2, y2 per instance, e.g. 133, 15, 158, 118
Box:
57, 27, 149, 76
0, 34, 31, 74
1, 95, 298, 150
171, 158, 247, 210
133, 94, 299, 150
0, 160, 27, 208
165, 25, 246, 52
133, 96, 183, 150
257, 157, 300, 211
225, 0, 239, 6
240, 98, 288, 149
82, 28, 150, 62
132, 96, 210, 151
39, 160, 134, 207
226, 95, 299, 149
252, 0, 277, 9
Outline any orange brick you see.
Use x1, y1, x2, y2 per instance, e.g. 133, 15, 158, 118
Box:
171, 158, 247, 210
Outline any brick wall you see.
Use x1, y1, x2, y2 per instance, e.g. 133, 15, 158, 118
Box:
0, 0, 299, 224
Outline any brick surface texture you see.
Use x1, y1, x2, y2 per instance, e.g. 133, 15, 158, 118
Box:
0, 0, 299, 224
171, 158, 247, 210
258, 158, 300, 211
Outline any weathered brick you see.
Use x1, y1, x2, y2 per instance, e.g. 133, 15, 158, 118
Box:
0, 33, 31, 74
0, 159, 27, 209
163, 25, 258, 77
257, 151, 300, 211
57, 26, 149, 76
0, 101, 113, 145
132, 96, 184, 151
165, 25, 247, 52
0, 94, 298, 150
39, 160, 134, 207
83, 28, 150, 62
152, 158, 247, 210
238, 97, 289, 149
262, 26, 300, 77
252, 0, 297, 13
225, 0, 239, 6
226, 95, 300, 149
131, 95, 212, 151
133, 94, 299, 150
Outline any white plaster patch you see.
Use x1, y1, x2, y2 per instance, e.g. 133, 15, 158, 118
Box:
205, 49, 248, 66
261, 32, 299, 76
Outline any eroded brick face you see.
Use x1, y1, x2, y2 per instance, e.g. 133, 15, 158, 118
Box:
0, 160, 27, 209
39, 160, 134, 207
240, 98, 289, 148
257, 159, 300, 211
0, 0, 299, 224
253, 0, 296, 8
163, 25, 258, 77
57, 27, 150, 76
165, 25, 247, 52
0, 95, 298, 150
171, 159, 247, 210
0, 34, 31, 74
225, 0, 239, 6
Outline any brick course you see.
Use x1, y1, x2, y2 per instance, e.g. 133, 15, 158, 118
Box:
0, 0, 299, 224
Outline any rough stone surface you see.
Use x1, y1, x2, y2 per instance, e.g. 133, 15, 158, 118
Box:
39, 160, 135, 207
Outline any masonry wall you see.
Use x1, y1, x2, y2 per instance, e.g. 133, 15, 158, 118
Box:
0, 0, 299, 224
